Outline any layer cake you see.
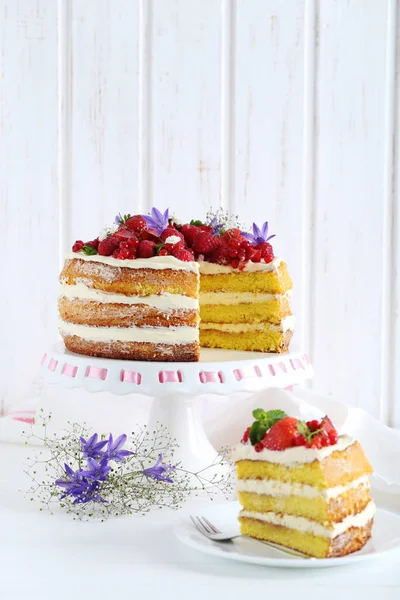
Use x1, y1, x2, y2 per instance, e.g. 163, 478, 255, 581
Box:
233, 410, 375, 558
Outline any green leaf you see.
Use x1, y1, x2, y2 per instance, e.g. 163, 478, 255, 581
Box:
154, 243, 164, 255
249, 422, 260, 445
190, 219, 204, 226
82, 245, 98, 256
117, 213, 132, 224
264, 410, 287, 428
252, 408, 267, 421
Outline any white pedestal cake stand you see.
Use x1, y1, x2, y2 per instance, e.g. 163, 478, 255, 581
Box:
39, 344, 313, 472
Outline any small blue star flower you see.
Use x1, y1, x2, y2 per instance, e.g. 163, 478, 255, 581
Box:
142, 454, 175, 483
80, 433, 108, 459
142, 207, 169, 235
105, 433, 134, 462
241, 221, 276, 245
80, 457, 111, 481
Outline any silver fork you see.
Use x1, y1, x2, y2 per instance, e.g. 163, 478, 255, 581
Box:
190, 515, 309, 559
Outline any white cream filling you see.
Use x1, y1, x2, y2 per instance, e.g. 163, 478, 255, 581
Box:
236, 475, 370, 499
58, 319, 198, 344
199, 290, 292, 306
199, 315, 295, 333
59, 283, 199, 310
232, 435, 355, 465
240, 502, 376, 539
65, 253, 199, 274
199, 256, 282, 274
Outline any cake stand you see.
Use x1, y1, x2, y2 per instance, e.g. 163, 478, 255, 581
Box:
39, 344, 313, 472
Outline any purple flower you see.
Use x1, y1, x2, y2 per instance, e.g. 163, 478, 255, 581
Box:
105, 433, 134, 462
209, 217, 223, 236
80, 433, 108, 459
80, 457, 111, 481
114, 214, 122, 225
55, 463, 88, 499
142, 207, 169, 235
142, 454, 175, 483
241, 221, 276, 245
72, 480, 107, 505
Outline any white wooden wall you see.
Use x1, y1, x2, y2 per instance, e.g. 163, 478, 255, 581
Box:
1, 0, 399, 425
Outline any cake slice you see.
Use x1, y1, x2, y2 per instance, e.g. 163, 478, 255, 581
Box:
232, 409, 375, 558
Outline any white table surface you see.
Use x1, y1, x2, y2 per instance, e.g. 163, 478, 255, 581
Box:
1, 442, 399, 600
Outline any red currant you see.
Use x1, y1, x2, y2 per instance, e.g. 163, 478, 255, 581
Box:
254, 442, 264, 453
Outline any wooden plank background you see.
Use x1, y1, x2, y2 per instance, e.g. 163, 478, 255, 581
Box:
0, 0, 399, 424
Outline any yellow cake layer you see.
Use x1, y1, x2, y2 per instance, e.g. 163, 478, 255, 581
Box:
236, 442, 373, 488
200, 300, 291, 325
200, 328, 292, 353
239, 517, 330, 557
199, 262, 292, 294
237, 486, 371, 524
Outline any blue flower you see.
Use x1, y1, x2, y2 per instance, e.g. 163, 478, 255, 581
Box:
241, 221, 276, 245
80, 457, 111, 481
142, 207, 169, 235
142, 454, 175, 483
105, 433, 134, 462
72, 479, 107, 504
55, 463, 89, 499
80, 433, 108, 459
114, 214, 122, 225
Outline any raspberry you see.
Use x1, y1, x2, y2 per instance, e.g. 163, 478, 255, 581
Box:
158, 248, 169, 256
127, 248, 137, 259
295, 435, 307, 446
228, 247, 238, 258
240, 239, 251, 250
231, 259, 240, 269
254, 442, 264, 453
173, 248, 195, 262
237, 248, 246, 261
85, 238, 99, 249
192, 231, 222, 255
180, 224, 200, 247
228, 238, 241, 250
208, 246, 230, 265
241, 427, 250, 444
160, 227, 185, 243
251, 250, 262, 263
72, 240, 84, 252
306, 419, 320, 432
261, 242, 274, 264
125, 215, 147, 233
98, 237, 119, 256
138, 240, 156, 258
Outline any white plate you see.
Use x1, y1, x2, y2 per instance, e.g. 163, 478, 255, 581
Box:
174, 501, 400, 568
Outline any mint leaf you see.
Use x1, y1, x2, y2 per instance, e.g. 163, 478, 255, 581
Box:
190, 219, 204, 226
154, 243, 164, 255
263, 410, 287, 428
82, 245, 98, 256
252, 408, 267, 421
249, 422, 261, 445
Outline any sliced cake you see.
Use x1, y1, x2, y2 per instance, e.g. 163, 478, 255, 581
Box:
232, 409, 375, 558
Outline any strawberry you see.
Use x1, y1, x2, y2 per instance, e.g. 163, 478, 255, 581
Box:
138, 240, 156, 258
72, 240, 84, 252
125, 215, 147, 233
113, 228, 139, 242
262, 417, 300, 451
180, 224, 200, 247
85, 238, 99, 249
138, 229, 159, 241
98, 237, 119, 256
160, 227, 185, 243
173, 248, 195, 262
192, 231, 222, 255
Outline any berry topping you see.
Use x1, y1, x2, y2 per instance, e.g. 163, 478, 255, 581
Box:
192, 231, 222, 255
72, 240, 84, 252
173, 248, 195, 262
138, 240, 156, 258
160, 227, 185, 244
254, 442, 264, 453
180, 224, 200, 247
158, 248, 169, 256
242, 408, 339, 451
125, 215, 147, 233
221, 228, 241, 243
262, 417, 300, 451
98, 237, 119, 256
85, 238, 99, 250
260, 242, 274, 264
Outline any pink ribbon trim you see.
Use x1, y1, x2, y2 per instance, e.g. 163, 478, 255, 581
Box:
199, 371, 223, 383
85, 366, 108, 380
62, 364, 78, 378
48, 359, 58, 372
158, 371, 182, 383
121, 370, 142, 384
